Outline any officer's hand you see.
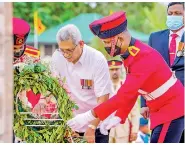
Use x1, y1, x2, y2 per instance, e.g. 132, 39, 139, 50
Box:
100, 116, 121, 135
140, 107, 150, 119
100, 117, 111, 135
84, 127, 95, 143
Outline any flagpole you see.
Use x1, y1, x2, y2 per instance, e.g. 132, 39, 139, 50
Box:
33, 3, 46, 49
34, 10, 38, 49
34, 26, 38, 49
33, 2, 39, 49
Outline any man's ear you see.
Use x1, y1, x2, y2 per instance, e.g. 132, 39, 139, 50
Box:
79, 40, 84, 47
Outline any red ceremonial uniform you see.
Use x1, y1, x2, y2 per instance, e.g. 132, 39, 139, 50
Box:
94, 39, 184, 129
89, 11, 184, 132
66, 11, 184, 143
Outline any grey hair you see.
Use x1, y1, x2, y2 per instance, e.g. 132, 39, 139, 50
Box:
56, 24, 82, 45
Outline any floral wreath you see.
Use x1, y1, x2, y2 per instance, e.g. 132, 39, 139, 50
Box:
13, 59, 86, 143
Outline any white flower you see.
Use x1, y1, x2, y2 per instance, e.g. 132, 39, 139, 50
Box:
13, 62, 27, 72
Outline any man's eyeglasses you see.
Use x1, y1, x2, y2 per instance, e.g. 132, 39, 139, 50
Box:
57, 45, 77, 55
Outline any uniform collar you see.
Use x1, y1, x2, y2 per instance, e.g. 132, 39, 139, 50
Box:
120, 37, 136, 60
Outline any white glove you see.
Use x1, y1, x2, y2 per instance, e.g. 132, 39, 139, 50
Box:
67, 110, 96, 131
100, 117, 110, 135
100, 116, 121, 135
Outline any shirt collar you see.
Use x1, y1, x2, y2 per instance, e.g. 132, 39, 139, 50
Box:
170, 28, 184, 38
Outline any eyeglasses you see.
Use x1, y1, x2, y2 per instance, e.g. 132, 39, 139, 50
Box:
57, 45, 77, 55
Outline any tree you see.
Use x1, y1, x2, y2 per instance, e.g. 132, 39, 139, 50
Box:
13, 2, 167, 35
91, 2, 166, 34
13, 2, 93, 34
142, 3, 167, 33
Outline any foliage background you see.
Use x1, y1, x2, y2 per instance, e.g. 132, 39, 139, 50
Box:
13, 2, 167, 35
13, 2, 167, 58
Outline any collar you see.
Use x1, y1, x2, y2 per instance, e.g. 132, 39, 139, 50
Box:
120, 37, 136, 60
170, 27, 184, 38
78, 44, 87, 65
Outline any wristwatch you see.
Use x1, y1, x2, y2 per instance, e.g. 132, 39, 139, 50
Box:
88, 124, 96, 130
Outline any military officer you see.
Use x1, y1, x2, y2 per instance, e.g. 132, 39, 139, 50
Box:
67, 11, 184, 143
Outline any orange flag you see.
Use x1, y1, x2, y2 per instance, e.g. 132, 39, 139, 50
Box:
34, 11, 46, 35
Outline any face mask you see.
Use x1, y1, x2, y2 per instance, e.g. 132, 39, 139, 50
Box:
166, 16, 184, 31
105, 38, 122, 57
14, 44, 25, 58
105, 45, 122, 57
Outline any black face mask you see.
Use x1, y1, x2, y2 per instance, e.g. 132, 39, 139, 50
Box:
14, 44, 26, 58
105, 45, 122, 57
104, 38, 122, 57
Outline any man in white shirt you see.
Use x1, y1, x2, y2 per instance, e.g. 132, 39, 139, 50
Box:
52, 24, 112, 143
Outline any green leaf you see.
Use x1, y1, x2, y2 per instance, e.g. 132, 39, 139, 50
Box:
32, 86, 38, 94
20, 119, 24, 125
24, 130, 29, 138
73, 104, 79, 110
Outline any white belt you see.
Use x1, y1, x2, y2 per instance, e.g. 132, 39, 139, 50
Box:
138, 74, 177, 101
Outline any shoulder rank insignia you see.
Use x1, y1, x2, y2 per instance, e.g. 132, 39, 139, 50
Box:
24, 47, 40, 58
128, 46, 140, 57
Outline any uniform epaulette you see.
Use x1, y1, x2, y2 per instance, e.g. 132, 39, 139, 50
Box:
128, 46, 140, 57
24, 45, 40, 58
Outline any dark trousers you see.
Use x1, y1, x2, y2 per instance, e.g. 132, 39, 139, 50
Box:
180, 130, 184, 143
151, 116, 184, 143
77, 128, 109, 143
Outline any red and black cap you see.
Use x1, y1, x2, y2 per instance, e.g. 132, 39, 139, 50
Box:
89, 11, 127, 39
13, 17, 30, 46
108, 60, 123, 69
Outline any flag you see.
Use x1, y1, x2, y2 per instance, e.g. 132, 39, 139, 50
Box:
34, 11, 46, 35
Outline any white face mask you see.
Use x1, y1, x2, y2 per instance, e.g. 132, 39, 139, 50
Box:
166, 15, 184, 30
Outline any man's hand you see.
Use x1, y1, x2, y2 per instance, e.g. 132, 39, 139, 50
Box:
140, 107, 150, 119
32, 102, 47, 116
100, 116, 121, 135
84, 127, 95, 143
130, 133, 138, 142
67, 110, 96, 131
